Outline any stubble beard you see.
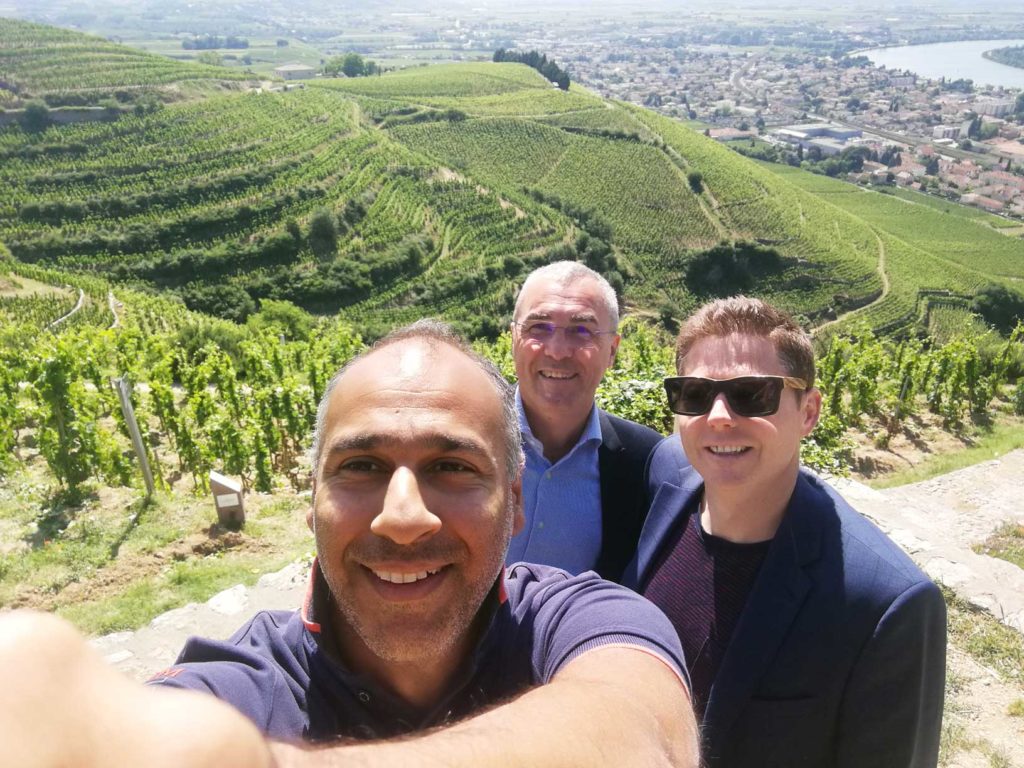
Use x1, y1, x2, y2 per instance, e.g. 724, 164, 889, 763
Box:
325, 497, 516, 665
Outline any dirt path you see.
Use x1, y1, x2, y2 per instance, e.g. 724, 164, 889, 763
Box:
812, 225, 888, 336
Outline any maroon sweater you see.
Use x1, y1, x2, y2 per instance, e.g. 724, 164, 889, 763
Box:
641, 503, 771, 718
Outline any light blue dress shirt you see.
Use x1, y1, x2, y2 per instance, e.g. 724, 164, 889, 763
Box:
505, 387, 604, 575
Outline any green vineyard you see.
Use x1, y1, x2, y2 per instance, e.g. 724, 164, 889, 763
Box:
4, 17, 1023, 340
3, 8, 1024, 630
0, 18, 251, 105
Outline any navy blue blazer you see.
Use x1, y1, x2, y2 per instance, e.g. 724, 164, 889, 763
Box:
594, 410, 663, 582
623, 448, 946, 768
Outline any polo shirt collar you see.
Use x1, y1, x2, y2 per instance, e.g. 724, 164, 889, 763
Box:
300, 559, 508, 730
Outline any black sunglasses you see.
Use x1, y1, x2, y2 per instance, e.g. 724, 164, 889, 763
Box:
663, 375, 809, 417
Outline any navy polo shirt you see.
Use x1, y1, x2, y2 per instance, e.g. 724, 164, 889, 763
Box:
148, 561, 689, 742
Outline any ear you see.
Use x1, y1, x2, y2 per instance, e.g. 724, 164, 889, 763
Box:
510, 470, 525, 536
607, 333, 621, 368
800, 388, 823, 437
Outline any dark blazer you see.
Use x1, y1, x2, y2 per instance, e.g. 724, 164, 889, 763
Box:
623, 452, 946, 768
593, 410, 663, 582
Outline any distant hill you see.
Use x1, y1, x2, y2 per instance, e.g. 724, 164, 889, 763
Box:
0, 18, 252, 107
1, 18, 1022, 339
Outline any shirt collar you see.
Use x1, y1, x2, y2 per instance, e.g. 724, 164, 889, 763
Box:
301, 559, 509, 728
514, 386, 603, 459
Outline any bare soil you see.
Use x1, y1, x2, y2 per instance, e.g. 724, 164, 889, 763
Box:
846, 410, 976, 480
8, 524, 272, 613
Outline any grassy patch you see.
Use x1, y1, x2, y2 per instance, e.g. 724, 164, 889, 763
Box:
868, 417, 1024, 489
974, 522, 1024, 571
0, 462, 311, 635
943, 587, 1024, 684
57, 547, 309, 635
939, 667, 971, 766
1009, 698, 1024, 718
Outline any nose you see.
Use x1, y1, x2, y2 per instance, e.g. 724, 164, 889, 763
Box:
705, 393, 736, 426
370, 467, 442, 545
542, 329, 574, 360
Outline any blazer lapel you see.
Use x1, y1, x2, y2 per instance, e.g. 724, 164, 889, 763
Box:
702, 474, 823, 751
596, 411, 623, 579
620, 470, 704, 589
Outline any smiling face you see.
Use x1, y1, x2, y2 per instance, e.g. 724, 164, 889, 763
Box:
511, 275, 619, 443
677, 333, 821, 517
308, 339, 523, 679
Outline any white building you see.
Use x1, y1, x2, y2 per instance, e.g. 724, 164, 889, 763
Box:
274, 63, 316, 81
975, 100, 1016, 119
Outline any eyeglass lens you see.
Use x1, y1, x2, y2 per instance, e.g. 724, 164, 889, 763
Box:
521, 321, 598, 345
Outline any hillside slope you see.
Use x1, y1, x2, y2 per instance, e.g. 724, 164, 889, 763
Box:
0, 18, 252, 106
2, 19, 1022, 337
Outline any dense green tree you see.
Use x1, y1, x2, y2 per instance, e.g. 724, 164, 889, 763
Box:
493, 48, 570, 90
323, 56, 345, 77
307, 208, 338, 259
21, 100, 50, 132
685, 241, 784, 297
342, 53, 366, 78
180, 283, 256, 323
247, 299, 314, 341
196, 51, 222, 67
972, 284, 1024, 335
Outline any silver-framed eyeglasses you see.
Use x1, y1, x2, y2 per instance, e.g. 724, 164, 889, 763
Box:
515, 321, 616, 348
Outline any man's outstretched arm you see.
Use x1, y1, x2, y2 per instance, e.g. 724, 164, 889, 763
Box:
273, 644, 699, 768
0, 610, 273, 768
1, 610, 697, 768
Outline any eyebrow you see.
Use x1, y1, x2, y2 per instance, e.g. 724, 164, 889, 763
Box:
522, 311, 599, 323
323, 433, 491, 459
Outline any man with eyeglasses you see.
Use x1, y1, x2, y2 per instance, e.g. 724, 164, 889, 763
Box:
622, 296, 945, 768
508, 261, 662, 580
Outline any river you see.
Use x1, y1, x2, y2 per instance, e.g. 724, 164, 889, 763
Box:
863, 39, 1024, 90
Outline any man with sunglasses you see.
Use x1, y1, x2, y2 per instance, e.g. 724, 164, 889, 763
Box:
622, 296, 945, 768
508, 261, 662, 580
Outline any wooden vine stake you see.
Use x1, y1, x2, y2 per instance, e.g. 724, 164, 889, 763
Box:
113, 376, 155, 500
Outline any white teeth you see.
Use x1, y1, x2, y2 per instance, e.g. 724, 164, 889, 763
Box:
709, 446, 747, 454
373, 568, 440, 584
540, 371, 573, 379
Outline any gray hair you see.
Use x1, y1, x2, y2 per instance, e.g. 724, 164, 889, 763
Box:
512, 261, 620, 329
309, 319, 523, 480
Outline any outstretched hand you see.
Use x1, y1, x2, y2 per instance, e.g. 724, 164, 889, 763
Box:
0, 610, 274, 768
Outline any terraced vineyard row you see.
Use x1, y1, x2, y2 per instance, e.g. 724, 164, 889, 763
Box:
0, 18, 250, 103
310, 63, 552, 99
772, 167, 1024, 281
763, 165, 1024, 336
0, 80, 579, 334
389, 116, 720, 279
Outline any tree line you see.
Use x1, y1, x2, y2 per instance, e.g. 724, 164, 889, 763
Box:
492, 49, 570, 90
182, 35, 249, 50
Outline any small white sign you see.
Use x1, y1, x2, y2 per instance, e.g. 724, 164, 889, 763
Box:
216, 493, 240, 508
